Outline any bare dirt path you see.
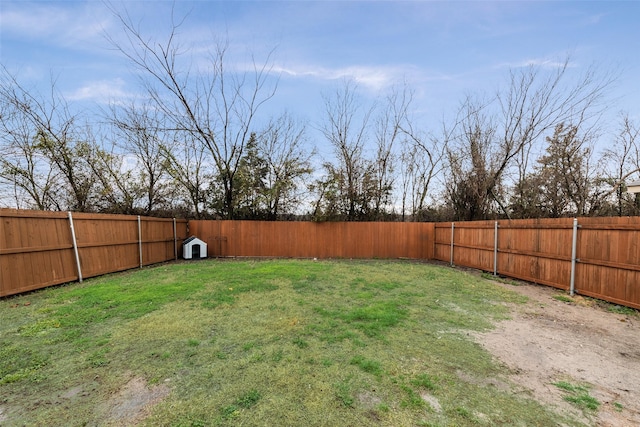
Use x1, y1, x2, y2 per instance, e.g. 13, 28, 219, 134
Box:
476, 279, 640, 427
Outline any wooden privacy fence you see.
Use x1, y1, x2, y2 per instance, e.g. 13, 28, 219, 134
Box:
434, 217, 640, 310
3, 208, 640, 310
189, 220, 434, 260
0, 209, 188, 297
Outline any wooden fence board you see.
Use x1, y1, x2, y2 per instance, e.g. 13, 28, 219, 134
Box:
434, 217, 640, 309
1, 210, 77, 296
189, 220, 433, 260
1, 209, 187, 297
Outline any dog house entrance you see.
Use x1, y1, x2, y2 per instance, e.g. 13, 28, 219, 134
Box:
192, 244, 201, 259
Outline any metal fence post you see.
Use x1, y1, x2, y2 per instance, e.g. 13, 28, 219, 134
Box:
570, 218, 579, 296
494, 221, 498, 276
68, 212, 83, 283
450, 222, 455, 266
138, 215, 143, 268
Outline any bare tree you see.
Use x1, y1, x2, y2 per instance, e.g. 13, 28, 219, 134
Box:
315, 81, 444, 221
108, 102, 172, 214
601, 113, 640, 215
161, 133, 210, 219
316, 80, 376, 220
399, 114, 448, 221
86, 138, 138, 214
0, 68, 96, 211
106, 6, 278, 218
400, 136, 447, 221
371, 85, 411, 219
0, 79, 60, 209
257, 113, 313, 219
445, 57, 614, 220
445, 96, 501, 220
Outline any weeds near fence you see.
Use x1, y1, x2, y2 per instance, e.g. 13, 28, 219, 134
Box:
481, 272, 522, 287
554, 294, 575, 303
552, 292, 640, 317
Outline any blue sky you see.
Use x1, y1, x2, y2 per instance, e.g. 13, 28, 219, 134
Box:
1, 1, 639, 141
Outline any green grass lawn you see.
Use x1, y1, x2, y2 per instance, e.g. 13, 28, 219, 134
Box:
1, 259, 585, 426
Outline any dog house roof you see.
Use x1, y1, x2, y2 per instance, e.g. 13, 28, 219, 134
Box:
183, 236, 206, 245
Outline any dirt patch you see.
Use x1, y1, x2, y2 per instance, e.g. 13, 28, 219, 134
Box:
101, 377, 170, 426
357, 390, 382, 408
475, 280, 640, 426
420, 392, 442, 413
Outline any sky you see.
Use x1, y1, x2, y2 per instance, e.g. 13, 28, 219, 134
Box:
0, 0, 639, 151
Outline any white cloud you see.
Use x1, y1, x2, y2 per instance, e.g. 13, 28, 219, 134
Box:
582, 13, 607, 26
0, 2, 112, 50
495, 56, 577, 70
272, 63, 423, 92
65, 78, 130, 103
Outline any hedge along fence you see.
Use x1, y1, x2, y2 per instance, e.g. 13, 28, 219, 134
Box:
188, 220, 434, 260
0, 209, 188, 297
434, 217, 640, 310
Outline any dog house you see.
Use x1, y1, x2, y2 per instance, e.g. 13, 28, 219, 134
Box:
183, 236, 207, 260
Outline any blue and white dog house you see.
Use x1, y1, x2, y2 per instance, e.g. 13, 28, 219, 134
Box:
183, 236, 207, 259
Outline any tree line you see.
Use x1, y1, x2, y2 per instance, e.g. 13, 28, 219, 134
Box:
1, 14, 639, 221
